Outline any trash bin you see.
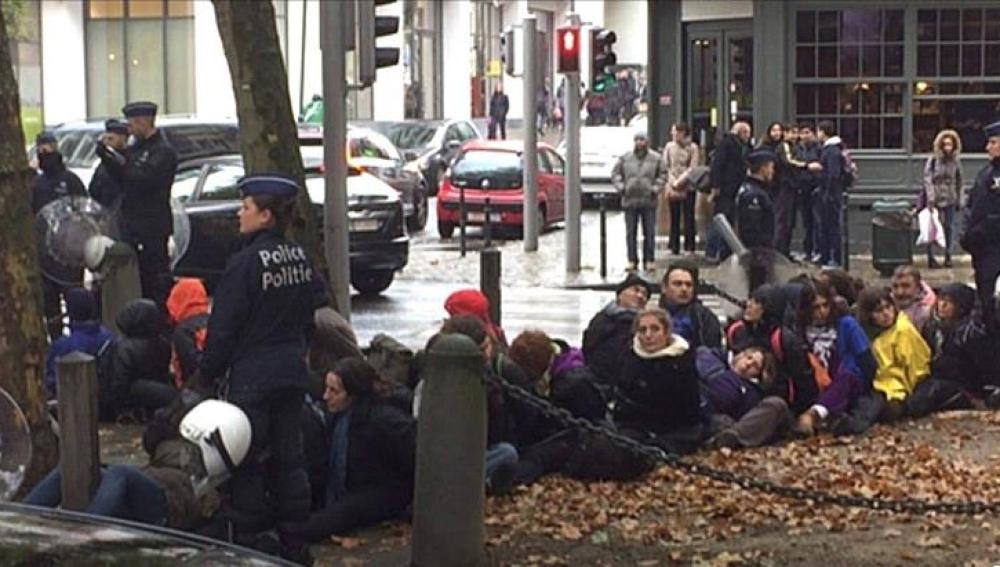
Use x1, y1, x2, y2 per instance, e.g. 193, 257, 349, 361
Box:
871, 200, 913, 277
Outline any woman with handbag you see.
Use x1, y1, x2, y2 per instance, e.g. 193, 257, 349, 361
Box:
660, 122, 701, 256
922, 129, 963, 268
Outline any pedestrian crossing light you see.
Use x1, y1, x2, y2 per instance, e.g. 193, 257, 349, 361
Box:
557, 26, 580, 74
590, 28, 617, 94
357, 0, 400, 87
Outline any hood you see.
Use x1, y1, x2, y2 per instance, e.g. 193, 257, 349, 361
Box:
932, 129, 962, 158
938, 283, 977, 319
166, 278, 209, 324
695, 346, 729, 381
115, 299, 163, 338
750, 284, 791, 325
823, 136, 843, 148
66, 287, 98, 323
633, 334, 690, 359
550, 340, 586, 376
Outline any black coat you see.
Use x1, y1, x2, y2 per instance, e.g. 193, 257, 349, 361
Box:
199, 228, 315, 393
88, 162, 123, 210
658, 298, 723, 351
709, 133, 749, 198
106, 300, 172, 411
794, 141, 822, 193
819, 139, 845, 200
736, 176, 775, 249
30, 160, 87, 214
489, 92, 510, 120
582, 302, 638, 388
103, 129, 178, 239
171, 313, 208, 386
961, 159, 1000, 256
613, 343, 703, 435
922, 315, 997, 394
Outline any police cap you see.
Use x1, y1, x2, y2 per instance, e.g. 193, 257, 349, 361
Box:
985, 120, 1000, 139
122, 101, 158, 118
746, 148, 778, 168
238, 174, 300, 199
35, 131, 57, 146
104, 119, 130, 135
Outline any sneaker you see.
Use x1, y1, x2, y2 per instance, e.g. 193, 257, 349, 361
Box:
709, 429, 742, 450
625, 262, 638, 272
793, 410, 818, 437
644, 262, 656, 272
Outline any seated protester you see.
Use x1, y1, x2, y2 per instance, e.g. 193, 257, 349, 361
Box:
25, 399, 247, 531
444, 289, 508, 352
45, 287, 116, 397
833, 287, 931, 435
725, 284, 785, 353
698, 346, 792, 449
582, 273, 653, 390
817, 268, 864, 308
413, 315, 519, 495
910, 284, 997, 416
793, 281, 877, 436
285, 358, 416, 542
308, 306, 366, 398
767, 283, 825, 417
103, 298, 178, 419
890, 265, 937, 331
166, 278, 210, 388
658, 262, 723, 350
613, 307, 705, 454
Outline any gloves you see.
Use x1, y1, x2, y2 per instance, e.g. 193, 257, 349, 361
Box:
95, 143, 127, 167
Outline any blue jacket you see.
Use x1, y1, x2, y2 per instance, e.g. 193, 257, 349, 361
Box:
45, 321, 116, 395
695, 346, 763, 421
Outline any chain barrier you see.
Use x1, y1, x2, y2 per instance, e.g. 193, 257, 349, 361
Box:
489, 373, 1000, 516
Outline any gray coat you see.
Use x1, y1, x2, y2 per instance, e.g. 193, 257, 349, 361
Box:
611, 149, 665, 209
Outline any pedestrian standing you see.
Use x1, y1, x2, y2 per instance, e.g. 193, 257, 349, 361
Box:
488, 84, 509, 140
794, 122, 823, 262
89, 119, 130, 215
536, 87, 550, 135
660, 122, 700, 256
759, 122, 809, 256
706, 122, 751, 261
611, 132, 664, 272
960, 120, 1000, 334
98, 101, 178, 312
735, 149, 777, 249
815, 120, 847, 268
32, 131, 89, 340
193, 174, 315, 560
922, 129, 963, 268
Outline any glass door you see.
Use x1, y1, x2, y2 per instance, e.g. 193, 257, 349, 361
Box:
686, 23, 753, 154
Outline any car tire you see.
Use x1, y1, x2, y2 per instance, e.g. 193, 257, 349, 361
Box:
438, 220, 455, 239
351, 269, 395, 296
406, 185, 429, 232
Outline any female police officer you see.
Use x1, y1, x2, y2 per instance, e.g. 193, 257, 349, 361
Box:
195, 174, 314, 561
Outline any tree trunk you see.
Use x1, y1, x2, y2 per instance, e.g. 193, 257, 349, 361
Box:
212, 0, 334, 309
0, 6, 59, 491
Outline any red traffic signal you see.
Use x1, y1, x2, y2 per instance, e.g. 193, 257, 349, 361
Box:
557, 26, 580, 74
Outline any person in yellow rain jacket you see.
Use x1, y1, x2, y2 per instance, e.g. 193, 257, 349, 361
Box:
832, 286, 930, 436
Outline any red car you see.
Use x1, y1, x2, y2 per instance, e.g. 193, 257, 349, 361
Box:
436, 140, 566, 238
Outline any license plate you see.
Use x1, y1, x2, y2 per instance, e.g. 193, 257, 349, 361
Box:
350, 219, 380, 232
468, 212, 500, 223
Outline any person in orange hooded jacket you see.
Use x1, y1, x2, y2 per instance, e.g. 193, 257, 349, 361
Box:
166, 278, 210, 388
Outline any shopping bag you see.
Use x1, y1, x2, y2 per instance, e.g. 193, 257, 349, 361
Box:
916, 208, 946, 249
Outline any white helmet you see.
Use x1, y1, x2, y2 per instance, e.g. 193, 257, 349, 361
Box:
179, 400, 252, 482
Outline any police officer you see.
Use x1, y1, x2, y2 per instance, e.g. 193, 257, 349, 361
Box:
735, 148, 777, 249
194, 174, 314, 561
960, 120, 1000, 334
89, 119, 130, 235
32, 131, 88, 340
98, 101, 178, 311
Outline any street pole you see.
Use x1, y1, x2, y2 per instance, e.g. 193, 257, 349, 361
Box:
522, 15, 539, 252
320, 0, 351, 320
565, 52, 581, 273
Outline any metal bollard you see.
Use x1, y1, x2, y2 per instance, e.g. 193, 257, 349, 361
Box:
411, 334, 487, 567
56, 351, 101, 511
483, 197, 492, 249
459, 185, 467, 258
480, 247, 501, 327
599, 194, 608, 279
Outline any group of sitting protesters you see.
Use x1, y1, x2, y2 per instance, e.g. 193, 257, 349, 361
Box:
33, 261, 1000, 550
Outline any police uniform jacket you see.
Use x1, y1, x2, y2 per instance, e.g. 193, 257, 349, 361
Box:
735, 176, 775, 249
960, 159, 1000, 257
88, 161, 124, 211
30, 162, 88, 214
199, 228, 315, 392
106, 129, 178, 239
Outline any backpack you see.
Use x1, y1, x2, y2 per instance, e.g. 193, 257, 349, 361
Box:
768, 327, 831, 404
841, 148, 859, 189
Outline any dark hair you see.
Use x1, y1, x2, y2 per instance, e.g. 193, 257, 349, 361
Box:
817, 120, 837, 137
249, 193, 296, 232
766, 121, 784, 142
663, 261, 699, 286
672, 122, 690, 134
331, 357, 386, 400
439, 315, 488, 346
783, 122, 797, 132
797, 121, 815, 132
856, 287, 894, 330
892, 264, 922, 284
818, 268, 864, 306
508, 329, 554, 382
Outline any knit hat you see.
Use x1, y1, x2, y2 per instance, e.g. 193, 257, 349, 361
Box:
66, 287, 97, 322
444, 289, 505, 345
938, 283, 977, 319
616, 273, 653, 297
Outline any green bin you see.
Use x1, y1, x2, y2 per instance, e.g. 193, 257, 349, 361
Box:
871, 200, 913, 277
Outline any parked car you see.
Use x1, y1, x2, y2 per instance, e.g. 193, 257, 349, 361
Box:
35, 117, 241, 185
171, 149, 408, 296
352, 119, 482, 196
299, 124, 428, 232
435, 140, 566, 238
556, 124, 641, 207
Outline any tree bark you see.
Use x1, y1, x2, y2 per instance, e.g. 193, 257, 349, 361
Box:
212, 0, 334, 309
0, 6, 59, 491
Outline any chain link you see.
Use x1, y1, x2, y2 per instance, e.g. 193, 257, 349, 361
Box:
490, 372, 995, 516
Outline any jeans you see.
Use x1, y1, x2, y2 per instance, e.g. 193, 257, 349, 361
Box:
669, 192, 697, 254
624, 206, 656, 264
927, 205, 955, 263
485, 442, 518, 484
773, 184, 798, 256
25, 465, 168, 526
816, 190, 843, 265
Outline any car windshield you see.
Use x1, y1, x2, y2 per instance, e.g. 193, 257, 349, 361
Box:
199, 163, 245, 201
172, 166, 203, 202
58, 130, 102, 168
366, 123, 436, 150
451, 150, 522, 186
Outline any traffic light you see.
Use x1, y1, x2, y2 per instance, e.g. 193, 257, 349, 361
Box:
501, 28, 515, 76
556, 25, 580, 74
589, 28, 617, 93
357, 0, 400, 87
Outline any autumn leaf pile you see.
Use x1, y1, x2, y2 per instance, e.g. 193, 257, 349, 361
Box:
485, 411, 1000, 550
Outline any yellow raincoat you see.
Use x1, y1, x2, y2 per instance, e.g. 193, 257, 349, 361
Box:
872, 312, 931, 401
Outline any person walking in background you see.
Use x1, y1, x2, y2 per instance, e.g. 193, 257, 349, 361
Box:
706, 122, 751, 262
922, 129, 963, 268
536, 87, 550, 135
488, 84, 509, 140
815, 120, 846, 268
611, 132, 665, 272
661, 122, 701, 256
961, 120, 1000, 334
794, 122, 824, 262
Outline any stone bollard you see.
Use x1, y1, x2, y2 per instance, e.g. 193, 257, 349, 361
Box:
410, 334, 487, 567
56, 351, 101, 511
479, 248, 502, 328
98, 241, 142, 335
